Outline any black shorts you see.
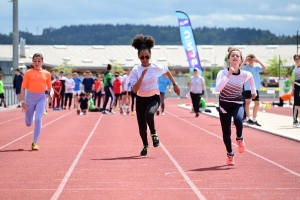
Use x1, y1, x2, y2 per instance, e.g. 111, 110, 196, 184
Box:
243, 90, 259, 101
115, 94, 122, 99
294, 88, 300, 106
45, 90, 50, 95
122, 91, 131, 95
0, 93, 4, 98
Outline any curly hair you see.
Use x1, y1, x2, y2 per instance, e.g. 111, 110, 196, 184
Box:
131, 34, 155, 55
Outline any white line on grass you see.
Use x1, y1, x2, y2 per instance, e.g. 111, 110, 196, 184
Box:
0, 112, 73, 150
160, 142, 207, 200
166, 111, 300, 178
51, 115, 103, 200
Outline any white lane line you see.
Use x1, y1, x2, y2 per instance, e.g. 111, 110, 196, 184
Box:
0, 112, 73, 150
51, 115, 103, 200
160, 142, 207, 200
0, 116, 24, 125
166, 111, 300, 178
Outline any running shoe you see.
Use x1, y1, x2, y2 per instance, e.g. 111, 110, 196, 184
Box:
156, 110, 160, 116
31, 142, 39, 151
195, 112, 199, 117
44, 110, 48, 115
83, 110, 87, 115
253, 121, 261, 126
226, 156, 235, 166
110, 110, 116, 114
293, 122, 299, 127
237, 139, 245, 153
140, 145, 149, 156
247, 119, 254, 125
296, 124, 300, 128
151, 134, 160, 147
161, 112, 165, 116
77, 110, 80, 115
63, 107, 66, 110
57, 107, 62, 111
17, 105, 21, 108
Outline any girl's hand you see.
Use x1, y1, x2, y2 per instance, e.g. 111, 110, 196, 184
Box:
173, 84, 180, 96
251, 94, 257, 99
141, 68, 148, 76
21, 102, 28, 112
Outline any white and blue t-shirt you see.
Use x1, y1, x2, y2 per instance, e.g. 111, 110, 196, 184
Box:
158, 76, 172, 93
242, 65, 263, 90
130, 63, 168, 92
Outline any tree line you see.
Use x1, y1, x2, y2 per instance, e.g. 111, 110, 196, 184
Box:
0, 24, 298, 45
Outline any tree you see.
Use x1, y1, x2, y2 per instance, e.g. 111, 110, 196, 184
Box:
266, 56, 287, 78
111, 61, 124, 75
53, 63, 74, 74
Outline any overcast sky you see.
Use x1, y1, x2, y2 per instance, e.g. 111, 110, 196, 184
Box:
0, 0, 299, 36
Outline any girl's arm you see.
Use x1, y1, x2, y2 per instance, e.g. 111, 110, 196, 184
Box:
247, 75, 257, 99
132, 68, 148, 93
165, 70, 180, 96
216, 70, 230, 92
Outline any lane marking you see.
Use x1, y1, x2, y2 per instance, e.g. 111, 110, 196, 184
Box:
0, 112, 73, 150
166, 111, 300, 178
160, 142, 207, 200
0, 116, 24, 125
51, 115, 103, 200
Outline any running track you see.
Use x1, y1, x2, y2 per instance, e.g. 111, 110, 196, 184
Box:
0, 99, 299, 200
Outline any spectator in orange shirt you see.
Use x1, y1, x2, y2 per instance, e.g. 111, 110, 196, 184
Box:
272, 93, 292, 107
93, 74, 102, 109
18, 53, 52, 150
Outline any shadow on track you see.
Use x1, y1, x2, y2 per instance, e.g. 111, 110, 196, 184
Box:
92, 155, 153, 161
189, 165, 233, 172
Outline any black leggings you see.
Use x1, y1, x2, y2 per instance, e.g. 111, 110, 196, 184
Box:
131, 92, 136, 112
219, 101, 244, 155
93, 91, 102, 108
103, 86, 116, 111
64, 93, 73, 108
136, 95, 160, 146
160, 92, 166, 112
190, 92, 201, 113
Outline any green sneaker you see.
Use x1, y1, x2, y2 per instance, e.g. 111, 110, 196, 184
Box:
140, 145, 149, 156
151, 134, 160, 147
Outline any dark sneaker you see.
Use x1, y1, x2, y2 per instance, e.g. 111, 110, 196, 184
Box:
247, 119, 254, 125
156, 110, 160, 116
17, 105, 21, 108
77, 110, 80, 115
140, 145, 149, 156
195, 112, 199, 117
151, 134, 160, 147
253, 121, 261, 126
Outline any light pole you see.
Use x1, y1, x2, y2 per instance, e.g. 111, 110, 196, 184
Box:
11, 0, 19, 70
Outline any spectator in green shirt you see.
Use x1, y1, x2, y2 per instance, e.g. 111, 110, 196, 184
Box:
0, 74, 9, 108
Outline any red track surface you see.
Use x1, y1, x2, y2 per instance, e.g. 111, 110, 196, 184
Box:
0, 99, 299, 200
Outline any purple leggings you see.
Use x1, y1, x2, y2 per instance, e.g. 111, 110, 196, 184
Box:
25, 91, 46, 142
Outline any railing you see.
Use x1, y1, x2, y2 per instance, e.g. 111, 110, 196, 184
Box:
3, 85, 19, 106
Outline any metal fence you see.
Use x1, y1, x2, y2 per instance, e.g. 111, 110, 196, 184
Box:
3, 85, 19, 106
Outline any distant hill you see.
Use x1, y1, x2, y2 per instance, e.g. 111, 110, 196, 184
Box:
0, 24, 297, 45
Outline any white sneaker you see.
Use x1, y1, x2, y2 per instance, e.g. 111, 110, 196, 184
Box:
110, 110, 116, 114
161, 112, 165, 116
296, 124, 300, 128
293, 122, 299, 127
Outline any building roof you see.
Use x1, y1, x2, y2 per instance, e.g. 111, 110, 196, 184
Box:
0, 44, 297, 70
